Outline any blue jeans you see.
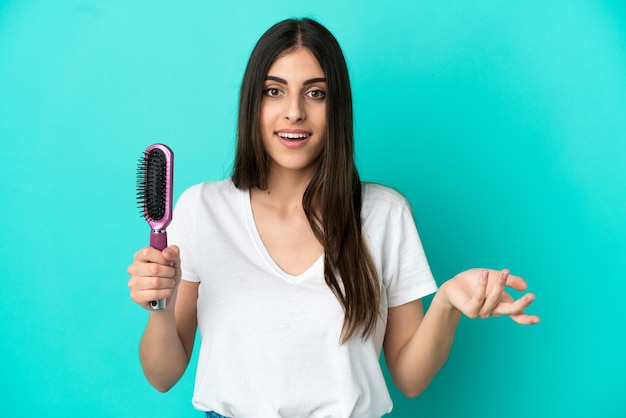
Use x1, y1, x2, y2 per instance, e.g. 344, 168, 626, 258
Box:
205, 412, 229, 418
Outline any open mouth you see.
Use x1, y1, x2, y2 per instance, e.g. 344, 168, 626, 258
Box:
276, 132, 311, 140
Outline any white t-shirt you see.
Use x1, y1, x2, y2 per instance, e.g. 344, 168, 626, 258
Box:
169, 179, 437, 417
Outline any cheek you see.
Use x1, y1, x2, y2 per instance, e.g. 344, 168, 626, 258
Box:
305, 102, 325, 125
259, 106, 267, 128
260, 104, 279, 129
316, 112, 327, 136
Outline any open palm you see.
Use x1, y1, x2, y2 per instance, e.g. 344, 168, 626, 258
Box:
439, 268, 540, 325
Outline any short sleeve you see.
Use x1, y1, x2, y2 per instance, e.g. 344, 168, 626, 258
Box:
362, 184, 438, 308
383, 200, 437, 307
168, 185, 201, 283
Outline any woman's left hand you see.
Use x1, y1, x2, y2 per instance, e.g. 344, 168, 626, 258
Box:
438, 268, 540, 325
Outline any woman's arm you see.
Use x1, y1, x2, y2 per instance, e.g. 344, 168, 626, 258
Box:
383, 269, 539, 398
128, 246, 198, 392
383, 294, 460, 398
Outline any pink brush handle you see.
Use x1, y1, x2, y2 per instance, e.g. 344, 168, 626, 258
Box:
149, 231, 168, 310
150, 231, 168, 251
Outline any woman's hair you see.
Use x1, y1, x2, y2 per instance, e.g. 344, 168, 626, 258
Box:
232, 18, 380, 342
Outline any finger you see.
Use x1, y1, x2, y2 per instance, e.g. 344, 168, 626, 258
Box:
495, 293, 536, 316
479, 270, 509, 318
128, 260, 176, 279
510, 312, 541, 325
162, 245, 180, 267
497, 292, 515, 305
130, 286, 176, 308
137, 275, 177, 291
493, 293, 540, 325
505, 274, 528, 292
134, 246, 170, 265
465, 270, 489, 318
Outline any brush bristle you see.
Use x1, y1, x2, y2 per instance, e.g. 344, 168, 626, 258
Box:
137, 148, 167, 221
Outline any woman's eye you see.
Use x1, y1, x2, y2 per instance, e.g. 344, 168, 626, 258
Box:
307, 89, 326, 100
264, 87, 281, 97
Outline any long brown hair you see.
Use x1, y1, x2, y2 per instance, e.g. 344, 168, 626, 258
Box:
232, 18, 380, 342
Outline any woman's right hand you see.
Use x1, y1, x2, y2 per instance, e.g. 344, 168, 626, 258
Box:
127, 245, 181, 311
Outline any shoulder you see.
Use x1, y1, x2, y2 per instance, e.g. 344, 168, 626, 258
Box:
361, 182, 410, 216
360, 182, 421, 239
178, 178, 240, 200
175, 178, 243, 211
362, 182, 408, 203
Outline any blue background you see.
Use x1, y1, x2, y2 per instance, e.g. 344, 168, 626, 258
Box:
1, 1, 625, 417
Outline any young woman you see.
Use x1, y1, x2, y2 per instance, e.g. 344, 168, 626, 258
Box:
127, 18, 539, 418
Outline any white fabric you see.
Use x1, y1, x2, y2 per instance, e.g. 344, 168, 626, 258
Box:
169, 179, 437, 418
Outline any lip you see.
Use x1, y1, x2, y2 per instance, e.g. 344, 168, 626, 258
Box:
275, 129, 311, 149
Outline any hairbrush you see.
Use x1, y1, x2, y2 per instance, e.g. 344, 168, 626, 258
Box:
136, 143, 174, 310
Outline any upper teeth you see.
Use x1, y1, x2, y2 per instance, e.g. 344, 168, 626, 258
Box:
278, 132, 309, 139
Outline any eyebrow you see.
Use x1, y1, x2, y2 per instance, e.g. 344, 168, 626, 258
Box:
265, 76, 326, 85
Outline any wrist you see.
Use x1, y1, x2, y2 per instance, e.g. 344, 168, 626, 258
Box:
433, 284, 461, 317
148, 306, 176, 325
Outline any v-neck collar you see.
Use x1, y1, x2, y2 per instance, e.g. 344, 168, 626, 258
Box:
241, 187, 324, 284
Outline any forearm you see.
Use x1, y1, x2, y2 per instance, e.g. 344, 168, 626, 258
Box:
390, 291, 461, 398
139, 311, 190, 392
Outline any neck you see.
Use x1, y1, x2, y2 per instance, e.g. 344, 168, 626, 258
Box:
253, 164, 317, 212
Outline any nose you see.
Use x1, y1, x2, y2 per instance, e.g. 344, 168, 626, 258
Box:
284, 94, 305, 123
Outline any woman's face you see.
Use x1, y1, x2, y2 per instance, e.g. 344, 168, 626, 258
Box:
260, 47, 327, 178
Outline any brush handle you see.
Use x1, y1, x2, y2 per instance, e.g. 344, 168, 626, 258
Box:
149, 230, 168, 310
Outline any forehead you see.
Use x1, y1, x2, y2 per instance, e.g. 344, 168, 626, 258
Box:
267, 47, 325, 78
